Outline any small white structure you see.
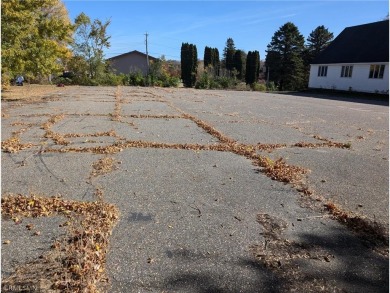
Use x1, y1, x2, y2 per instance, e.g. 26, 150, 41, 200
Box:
309, 20, 389, 94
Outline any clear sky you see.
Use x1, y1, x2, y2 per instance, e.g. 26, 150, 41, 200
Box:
63, 1, 388, 61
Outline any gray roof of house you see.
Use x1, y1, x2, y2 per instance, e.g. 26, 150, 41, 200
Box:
312, 20, 389, 64
108, 50, 158, 61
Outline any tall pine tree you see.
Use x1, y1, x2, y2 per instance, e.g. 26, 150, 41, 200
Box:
204, 46, 212, 69
223, 38, 236, 73
245, 50, 260, 85
233, 50, 244, 80
302, 25, 334, 87
212, 48, 220, 76
265, 22, 305, 91
304, 25, 333, 67
181, 43, 198, 87
204, 46, 220, 76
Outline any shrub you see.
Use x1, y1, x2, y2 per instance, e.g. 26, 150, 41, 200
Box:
53, 76, 73, 85
164, 76, 179, 87
96, 73, 126, 86
128, 71, 145, 86
215, 76, 236, 89
252, 83, 267, 91
71, 76, 99, 86
153, 80, 163, 87
1, 72, 12, 90
266, 81, 277, 91
209, 79, 220, 89
235, 82, 250, 91
195, 72, 210, 89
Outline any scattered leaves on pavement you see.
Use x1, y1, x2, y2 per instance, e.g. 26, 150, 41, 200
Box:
1, 193, 119, 292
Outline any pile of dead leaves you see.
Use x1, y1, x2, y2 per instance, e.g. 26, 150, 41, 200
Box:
41, 114, 65, 131
256, 143, 287, 152
64, 130, 118, 138
1, 124, 35, 153
44, 130, 69, 145
91, 157, 118, 177
324, 202, 388, 255
1, 136, 34, 153
182, 113, 236, 144
1, 194, 119, 292
294, 141, 351, 149
259, 157, 309, 184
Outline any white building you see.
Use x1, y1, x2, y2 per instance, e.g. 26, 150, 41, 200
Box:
309, 20, 389, 94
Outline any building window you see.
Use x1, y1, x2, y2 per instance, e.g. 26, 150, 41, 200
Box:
317, 66, 328, 77
369, 64, 385, 79
341, 65, 353, 78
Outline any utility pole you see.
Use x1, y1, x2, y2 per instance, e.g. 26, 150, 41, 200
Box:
145, 32, 149, 76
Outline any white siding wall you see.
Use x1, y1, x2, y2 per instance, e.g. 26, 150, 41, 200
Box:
309, 63, 389, 93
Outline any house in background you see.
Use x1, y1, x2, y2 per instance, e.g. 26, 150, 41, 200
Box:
308, 20, 389, 94
108, 50, 157, 75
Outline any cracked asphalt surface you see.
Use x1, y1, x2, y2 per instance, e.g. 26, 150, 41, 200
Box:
1, 86, 388, 292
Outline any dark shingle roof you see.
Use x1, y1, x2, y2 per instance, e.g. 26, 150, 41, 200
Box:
108, 50, 157, 61
312, 20, 389, 64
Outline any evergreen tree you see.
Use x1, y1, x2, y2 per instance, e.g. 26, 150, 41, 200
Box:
245, 52, 253, 84
301, 25, 333, 87
192, 44, 198, 86
223, 38, 236, 72
305, 25, 334, 64
204, 46, 212, 69
181, 43, 197, 87
255, 51, 260, 80
245, 51, 260, 84
233, 50, 244, 80
265, 22, 305, 90
254, 50, 260, 82
212, 48, 220, 76
1, 0, 73, 83
181, 43, 190, 86
204, 47, 220, 76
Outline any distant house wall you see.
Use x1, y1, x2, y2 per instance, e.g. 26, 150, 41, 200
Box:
309, 63, 389, 93
109, 52, 153, 75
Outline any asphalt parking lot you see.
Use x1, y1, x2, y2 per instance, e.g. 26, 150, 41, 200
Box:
1, 86, 388, 292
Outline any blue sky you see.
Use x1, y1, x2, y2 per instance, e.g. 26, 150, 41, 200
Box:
63, 1, 388, 61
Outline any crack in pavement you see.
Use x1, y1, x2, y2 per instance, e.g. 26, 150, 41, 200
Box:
1, 86, 388, 292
